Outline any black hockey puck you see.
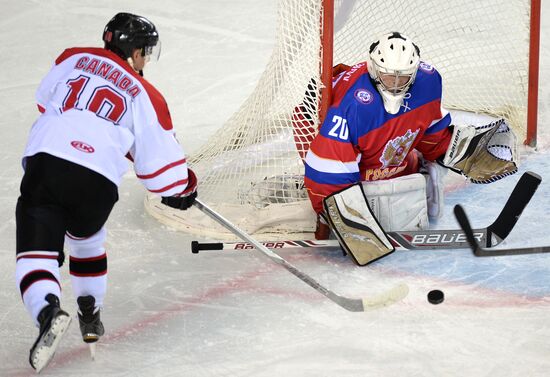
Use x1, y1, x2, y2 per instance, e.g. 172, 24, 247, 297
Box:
427, 289, 444, 305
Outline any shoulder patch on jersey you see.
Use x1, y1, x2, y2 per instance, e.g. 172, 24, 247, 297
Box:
354, 89, 374, 105
418, 62, 435, 74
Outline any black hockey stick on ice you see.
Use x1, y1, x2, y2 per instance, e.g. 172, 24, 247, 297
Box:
193, 198, 409, 312
192, 171, 541, 253
454, 202, 550, 257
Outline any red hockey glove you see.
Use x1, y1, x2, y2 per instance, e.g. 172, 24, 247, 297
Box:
161, 169, 198, 210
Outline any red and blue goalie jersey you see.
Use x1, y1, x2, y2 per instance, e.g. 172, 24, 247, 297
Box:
304, 62, 453, 213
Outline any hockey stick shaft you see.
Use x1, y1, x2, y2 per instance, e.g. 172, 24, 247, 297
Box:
193, 198, 408, 312
455, 204, 550, 256
191, 228, 483, 253
191, 239, 339, 253
192, 171, 541, 253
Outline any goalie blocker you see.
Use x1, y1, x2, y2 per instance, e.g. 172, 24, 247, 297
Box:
323, 183, 395, 266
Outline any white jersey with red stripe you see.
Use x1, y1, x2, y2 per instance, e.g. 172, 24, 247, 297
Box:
24, 47, 190, 196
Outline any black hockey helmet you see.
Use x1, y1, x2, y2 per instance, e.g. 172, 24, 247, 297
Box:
103, 12, 160, 60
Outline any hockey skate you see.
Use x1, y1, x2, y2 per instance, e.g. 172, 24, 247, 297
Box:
77, 295, 104, 359
29, 294, 72, 373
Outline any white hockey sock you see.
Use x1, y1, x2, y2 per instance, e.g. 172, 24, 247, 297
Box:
67, 228, 108, 308
15, 256, 62, 326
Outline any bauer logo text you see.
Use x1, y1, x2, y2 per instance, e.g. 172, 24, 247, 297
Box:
234, 242, 285, 250
410, 232, 483, 245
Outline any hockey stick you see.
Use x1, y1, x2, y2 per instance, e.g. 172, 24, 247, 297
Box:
193, 198, 409, 312
454, 204, 550, 257
192, 171, 541, 253
192, 239, 340, 253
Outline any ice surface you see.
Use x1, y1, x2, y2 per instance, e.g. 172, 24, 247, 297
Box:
0, 1, 549, 376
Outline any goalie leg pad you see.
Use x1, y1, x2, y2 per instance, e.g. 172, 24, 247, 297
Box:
361, 173, 429, 231
323, 184, 395, 266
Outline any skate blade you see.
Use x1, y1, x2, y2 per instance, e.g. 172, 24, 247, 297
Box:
82, 333, 100, 360
31, 314, 72, 373
89, 342, 96, 360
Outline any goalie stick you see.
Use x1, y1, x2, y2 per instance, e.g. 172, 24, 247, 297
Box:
192, 171, 541, 253
193, 198, 409, 312
454, 203, 550, 257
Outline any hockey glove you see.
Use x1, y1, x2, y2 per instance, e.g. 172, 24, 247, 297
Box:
440, 119, 517, 184
161, 169, 198, 210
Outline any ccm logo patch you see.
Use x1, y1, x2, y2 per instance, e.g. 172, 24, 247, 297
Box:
71, 141, 95, 153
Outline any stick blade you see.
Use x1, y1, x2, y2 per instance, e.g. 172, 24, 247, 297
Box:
361, 283, 410, 311
488, 171, 541, 242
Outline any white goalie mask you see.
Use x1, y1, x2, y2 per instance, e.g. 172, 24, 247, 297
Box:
367, 32, 420, 114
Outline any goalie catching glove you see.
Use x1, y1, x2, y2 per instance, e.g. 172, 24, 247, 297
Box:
323, 183, 395, 266
440, 118, 517, 183
161, 169, 198, 210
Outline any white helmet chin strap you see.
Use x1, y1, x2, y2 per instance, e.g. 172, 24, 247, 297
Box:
378, 88, 406, 114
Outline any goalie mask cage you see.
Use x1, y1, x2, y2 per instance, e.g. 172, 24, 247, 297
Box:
145, 0, 541, 239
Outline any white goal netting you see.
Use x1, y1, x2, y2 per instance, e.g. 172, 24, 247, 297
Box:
145, 0, 535, 239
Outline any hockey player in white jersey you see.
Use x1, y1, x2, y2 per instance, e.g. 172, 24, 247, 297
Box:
15, 13, 196, 372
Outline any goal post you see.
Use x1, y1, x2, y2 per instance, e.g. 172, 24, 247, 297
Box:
527, 0, 541, 147
145, 0, 541, 239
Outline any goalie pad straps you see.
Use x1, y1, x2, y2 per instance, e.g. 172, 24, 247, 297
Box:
441, 119, 518, 184
323, 184, 395, 266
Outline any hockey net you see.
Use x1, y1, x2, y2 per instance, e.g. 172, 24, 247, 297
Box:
145, 0, 540, 240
